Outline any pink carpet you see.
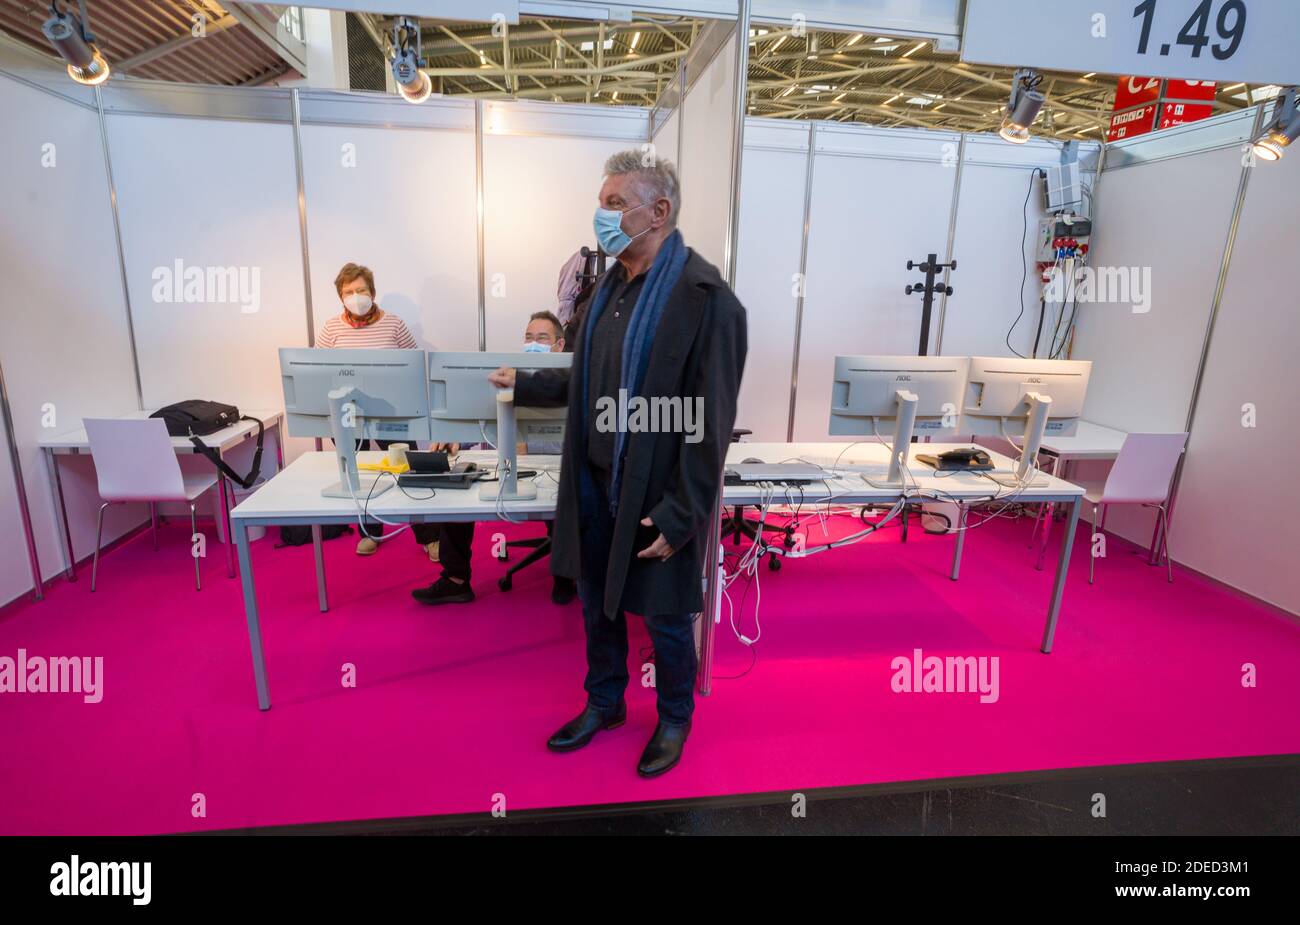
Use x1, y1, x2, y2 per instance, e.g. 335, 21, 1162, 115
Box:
1, 507, 1297, 834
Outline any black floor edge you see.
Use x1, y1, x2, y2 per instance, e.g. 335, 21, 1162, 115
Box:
197, 751, 1300, 835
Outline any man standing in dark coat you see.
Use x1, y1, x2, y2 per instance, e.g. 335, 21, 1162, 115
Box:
489, 149, 747, 777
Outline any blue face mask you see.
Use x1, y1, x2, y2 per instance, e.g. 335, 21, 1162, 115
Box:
593, 201, 651, 256
522, 341, 551, 353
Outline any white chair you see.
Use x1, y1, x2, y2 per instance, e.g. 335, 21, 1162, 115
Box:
85, 418, 222, 592
1073, 432, 1189, 584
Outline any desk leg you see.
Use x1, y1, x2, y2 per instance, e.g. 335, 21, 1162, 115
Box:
696, 498, 723, 696
45, 448, 77, 582
1040, 497, 1081, 654
235, 521, 271, 710
312, 524, 329, 612
217, 474, 236, 578
949, 503, 967, 581
1035, 502, 1055, 571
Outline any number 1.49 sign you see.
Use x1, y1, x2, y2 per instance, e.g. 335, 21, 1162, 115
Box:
962, 0, 1299, 88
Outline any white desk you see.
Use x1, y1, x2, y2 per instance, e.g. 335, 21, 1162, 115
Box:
37, 409, 284, 591
230, 444, 1085, 711
230, 449, 557, 710
1039, 421, 1129, 465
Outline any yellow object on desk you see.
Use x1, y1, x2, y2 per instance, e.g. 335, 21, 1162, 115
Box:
357, 458, 411, 475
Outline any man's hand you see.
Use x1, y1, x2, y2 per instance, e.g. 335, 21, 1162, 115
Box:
433, 442, 460, 456
636, 516, 675, 561
488, 366, 516, 389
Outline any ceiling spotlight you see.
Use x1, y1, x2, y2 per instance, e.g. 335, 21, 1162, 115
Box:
1251, 87, 1300, 161
999, 68, 1046, 144
391, 17, 432, 104
42, 1, 110, 86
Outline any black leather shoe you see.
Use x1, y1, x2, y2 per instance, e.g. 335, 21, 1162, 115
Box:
546, 702, 626, 752
637, 721, 691, 778
551, 576, 577, 605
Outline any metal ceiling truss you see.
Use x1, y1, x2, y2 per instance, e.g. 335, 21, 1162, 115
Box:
0, 7, 1262, 138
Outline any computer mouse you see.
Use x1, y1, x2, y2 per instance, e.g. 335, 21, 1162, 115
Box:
742, 457, 764, 464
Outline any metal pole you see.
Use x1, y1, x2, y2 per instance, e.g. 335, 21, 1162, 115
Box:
474, 99, 487, 351
933, 134, 966, 355
675, 57, 685, 176
95, 85, 143, 409
1154, 103, 1266, 563
722, 0, 751, 287
786, 120, 816, 442
291, 88, 317, 346
1, 359, 43, 600
696, 494, 724, 695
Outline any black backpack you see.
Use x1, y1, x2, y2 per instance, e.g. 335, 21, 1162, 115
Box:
150, 400, 265, 489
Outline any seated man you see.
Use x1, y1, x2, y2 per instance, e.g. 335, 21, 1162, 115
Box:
410, 311, 578, 607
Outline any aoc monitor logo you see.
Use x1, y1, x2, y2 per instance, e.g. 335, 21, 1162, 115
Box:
895, 374, 912, 381
50, 856, 151, 906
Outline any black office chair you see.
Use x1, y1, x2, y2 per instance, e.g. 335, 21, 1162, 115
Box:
496, 527, 550, 591
720, 428, 791, 572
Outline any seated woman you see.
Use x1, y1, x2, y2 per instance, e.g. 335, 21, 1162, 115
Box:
317, 262, 444, 560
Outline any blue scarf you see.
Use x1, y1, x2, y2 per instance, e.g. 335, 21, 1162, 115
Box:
577, 229, 688, 518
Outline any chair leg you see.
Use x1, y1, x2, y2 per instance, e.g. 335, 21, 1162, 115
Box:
189, 502, 201, 592
1088, 502, 1098, 585
90, 502, 109, 592
150, 502, 159, 551
1158, 504, 1173, 583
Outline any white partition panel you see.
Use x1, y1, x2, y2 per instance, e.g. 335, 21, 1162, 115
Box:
300, 116, 478, 353
791, 125, 959, 441
1167, 151, 1300, 614
105, 114, 306, 412
1067, 147, 1244, 550
0, 75, 141, 603
733, 118, 809, 440
481, 101, 645, 352
652, 107, 679, 170
677, 32, 737, 270
939, 136, 1078, 358
1072, 147, 1243, 434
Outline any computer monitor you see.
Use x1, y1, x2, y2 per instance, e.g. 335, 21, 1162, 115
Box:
962, 356, 1092, 484
429, 351, 572, 502
829, 355, 970, 488
279, 347, 431, 499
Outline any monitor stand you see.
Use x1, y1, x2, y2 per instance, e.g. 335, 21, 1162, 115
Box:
321, 386, 393, 500
479, 388, 537, 502
861, 390, 919, 490
987, 392, 1052, 488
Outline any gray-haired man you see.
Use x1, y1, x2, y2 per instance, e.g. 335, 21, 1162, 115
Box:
490, 150, 747, 776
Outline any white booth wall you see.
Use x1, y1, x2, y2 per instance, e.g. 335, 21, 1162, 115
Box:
0, 70, 142, 605
1069, 108, 1299, 614
481, 101, 648, 352
731, 117, 1081, 442
676, 32, 738, 271
1173, 144, 1300, 614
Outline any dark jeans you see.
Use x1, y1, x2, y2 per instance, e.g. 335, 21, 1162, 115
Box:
579, 580, 697, 727
438, 522, 474, 583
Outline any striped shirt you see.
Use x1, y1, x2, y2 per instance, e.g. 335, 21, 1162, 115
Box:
316, 311, 417, 350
